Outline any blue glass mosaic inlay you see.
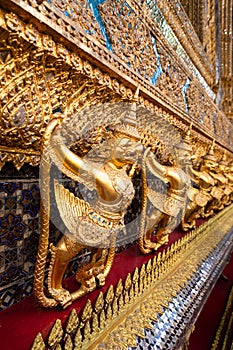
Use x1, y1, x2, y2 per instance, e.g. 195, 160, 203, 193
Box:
87, 0, 112, 51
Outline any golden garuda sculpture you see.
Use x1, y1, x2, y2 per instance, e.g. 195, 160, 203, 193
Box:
138, 129, 193, 253
33, 87, 200, 308
181, 141, 217, 230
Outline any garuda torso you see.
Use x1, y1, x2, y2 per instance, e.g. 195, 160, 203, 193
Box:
54, 163, 135, 247
147, 166, 191, 217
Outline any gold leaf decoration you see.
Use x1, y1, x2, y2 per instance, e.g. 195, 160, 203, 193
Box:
48, 319, 63, 347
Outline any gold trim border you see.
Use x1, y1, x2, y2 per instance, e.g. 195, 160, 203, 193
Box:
212, 286, 233, 350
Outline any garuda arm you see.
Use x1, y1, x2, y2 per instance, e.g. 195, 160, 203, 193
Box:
144, 148, 168, 184
50, 127, 118, 202
34, 118, 116, 308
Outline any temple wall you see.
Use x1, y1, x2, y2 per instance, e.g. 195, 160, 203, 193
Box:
0, 0, 232, 314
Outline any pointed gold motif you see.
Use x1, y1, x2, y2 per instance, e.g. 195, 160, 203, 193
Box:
55, 344, 62, 350
140, 264, 146, 277
124, 273, 132, 291
48, 319, 63, 347
119, 294, 124, 310
92, 312, 99, 333
94, 292, 104, 313
83, 320, 91, 341
66, 309, 79, 334
129, 284, 135, 301
146, 259, 152, 273
74, 328, 82, 349
31, 333, 46, 350
99, 309, 106, 330
133, 267, 139, 283
157, 252, 161, 265
115, 279, 123, 297
64, 334, 73, 350
81, 299, 93, 324
112, 296, 119, 317
106, 304, 113, 321
105, 285, 114, 305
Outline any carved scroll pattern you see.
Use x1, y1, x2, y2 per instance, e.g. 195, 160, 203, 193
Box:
9, 0, 232, 141
38, 0, 106, 45
98, 0, 158, 80
0, 1, 233, 171
0, 34, 84, 152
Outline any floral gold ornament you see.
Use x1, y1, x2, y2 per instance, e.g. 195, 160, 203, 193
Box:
181, 139, 217, 229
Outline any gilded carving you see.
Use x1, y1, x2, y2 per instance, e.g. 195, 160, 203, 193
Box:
0, 1, 232, 173
99, 0, 158, 80
48, 319, 64, 347
31, 71, 233, 309
0, 0, 232, 335
66, 309, 79, 334
32, 84, 199, 309
155, 48, 187, 110
34, 87, 146, 308
31, 333, 46, 350
182, 142, 216, 230
0, 1, 232, 349
153, 0, 214, 84
139, 134, 193, 253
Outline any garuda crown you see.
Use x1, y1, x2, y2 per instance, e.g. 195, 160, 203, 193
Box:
110, 86, 141, 140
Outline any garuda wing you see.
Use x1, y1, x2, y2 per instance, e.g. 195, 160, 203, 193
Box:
54, 180, 115, 246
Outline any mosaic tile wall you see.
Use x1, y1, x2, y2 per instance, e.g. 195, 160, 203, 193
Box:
0, 163, 62, 310
0, 163, 142, 311
0, 177, 38, 309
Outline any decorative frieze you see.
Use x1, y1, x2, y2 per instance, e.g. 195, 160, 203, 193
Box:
0, 0, 232, 171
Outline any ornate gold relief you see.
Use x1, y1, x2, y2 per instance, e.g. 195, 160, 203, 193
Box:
31, 333, 46, 350
0, 8, 137, 168
99, 0, 159, 80
33, 83, 233, 310
0, 2, 232, 173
